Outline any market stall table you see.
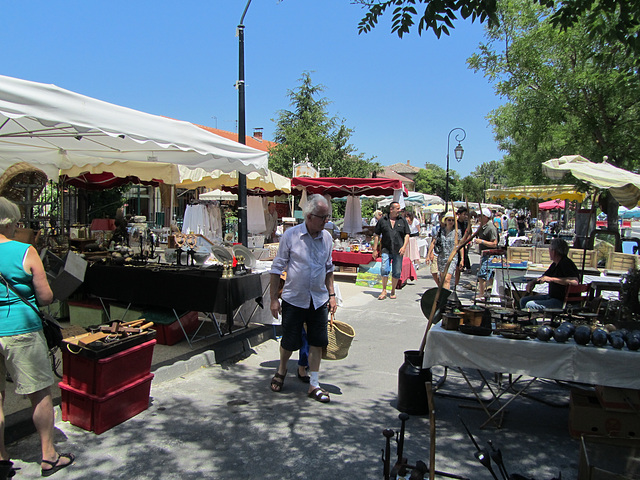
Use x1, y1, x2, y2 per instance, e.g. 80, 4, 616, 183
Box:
423, 325, 640, 427
331, 251, 374, 266
331, 251, 417, 288
82, 264, 264, 346
520, 272, 624, 300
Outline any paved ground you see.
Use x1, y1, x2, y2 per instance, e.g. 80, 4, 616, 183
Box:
5, 260, 583, 479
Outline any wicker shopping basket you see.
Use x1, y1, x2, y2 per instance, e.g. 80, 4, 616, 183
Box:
322, 313, 355, 361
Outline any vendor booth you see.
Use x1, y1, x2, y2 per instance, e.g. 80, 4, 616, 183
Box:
0, 75, 281, 339
291, 176, 408, 234
291, 177, 415, 287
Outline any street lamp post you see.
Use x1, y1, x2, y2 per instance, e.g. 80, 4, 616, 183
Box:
445, 127, 466, 213
237, 0, 252, 247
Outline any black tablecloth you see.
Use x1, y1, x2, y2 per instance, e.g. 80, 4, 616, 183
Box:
82, 264, 263, 319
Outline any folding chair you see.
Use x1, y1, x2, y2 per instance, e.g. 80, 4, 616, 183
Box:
562, 283, 591, 311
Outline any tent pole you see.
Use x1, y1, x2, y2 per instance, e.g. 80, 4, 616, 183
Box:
237, 0, 252, 247
170, 185, 175, 227
580, 191, 599, 283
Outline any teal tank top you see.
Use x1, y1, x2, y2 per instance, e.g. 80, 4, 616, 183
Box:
0, 241, 42, 336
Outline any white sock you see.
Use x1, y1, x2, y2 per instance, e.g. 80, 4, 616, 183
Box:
309, 371, 319, 388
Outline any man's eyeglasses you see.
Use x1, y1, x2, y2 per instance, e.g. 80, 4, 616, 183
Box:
312, 214, 330, 221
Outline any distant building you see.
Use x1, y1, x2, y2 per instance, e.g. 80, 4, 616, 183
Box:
387, 160, 420, 182
379, 160, 419, 191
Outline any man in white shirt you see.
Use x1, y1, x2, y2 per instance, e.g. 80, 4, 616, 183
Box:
268, 194, 337, 403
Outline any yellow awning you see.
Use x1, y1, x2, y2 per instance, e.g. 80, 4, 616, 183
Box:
176, 168, 291, 193
485, 184, 586, 202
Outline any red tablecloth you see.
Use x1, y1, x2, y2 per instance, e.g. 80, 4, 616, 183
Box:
331, 251, 373, 266
331, 251, 416, 288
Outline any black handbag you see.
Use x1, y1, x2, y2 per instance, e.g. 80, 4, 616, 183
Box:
0, 273, 63, 349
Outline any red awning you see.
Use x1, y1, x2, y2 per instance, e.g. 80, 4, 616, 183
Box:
538, 199, 565, 210
291, 177, 408, 197
61, 172, 163, 190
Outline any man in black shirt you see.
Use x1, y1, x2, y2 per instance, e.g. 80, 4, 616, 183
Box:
372, 202, 410, 300
520, 238, 580, 310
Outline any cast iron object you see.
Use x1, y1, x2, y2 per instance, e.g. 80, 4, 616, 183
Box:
573, 325, 591, 346
591, 328, 608, 347
558, 321, 576, 336
537, 325, 553, 342
552, 326, 571, 343
510, 474, 561, 480
397, 351, 431, 415
618, 328, 629, 341
474, 450, 500, 480
396, 413, 410, 467
487, 440, 509, 480
408, 460, 428, 480
420, 287, 451, 321
627, 335, 640, 351
381, 429, 394, 480
610, 335, 625, 349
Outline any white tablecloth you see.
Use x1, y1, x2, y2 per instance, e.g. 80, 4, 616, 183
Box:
423, 325, 640, 389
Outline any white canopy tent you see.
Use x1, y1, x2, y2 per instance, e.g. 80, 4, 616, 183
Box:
378, 191, 445, 208
0, 74, 268, 181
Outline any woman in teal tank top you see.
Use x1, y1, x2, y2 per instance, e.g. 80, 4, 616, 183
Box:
0, 197, 74, 476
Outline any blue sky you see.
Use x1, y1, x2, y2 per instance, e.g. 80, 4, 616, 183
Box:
1, 0, 503, 177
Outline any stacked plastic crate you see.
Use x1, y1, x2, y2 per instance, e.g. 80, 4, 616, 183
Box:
59, 336, 156, 434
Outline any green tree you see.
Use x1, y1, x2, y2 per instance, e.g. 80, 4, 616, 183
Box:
268, 72, 380, 178
458, 175, 484, 203
356, 0, 640, 63
414, 163, 463, 200
468, 0, 640, 225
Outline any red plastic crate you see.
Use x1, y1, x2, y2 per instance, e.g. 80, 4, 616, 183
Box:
154, 311, 200, 345
60, 373, 153, 435
62, 339, 155, 395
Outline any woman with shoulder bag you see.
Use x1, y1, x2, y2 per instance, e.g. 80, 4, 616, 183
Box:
0, 197, 74, 477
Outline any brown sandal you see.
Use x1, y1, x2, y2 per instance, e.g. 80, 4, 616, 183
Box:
270, 370, 286, 392
308, 387, 330, 403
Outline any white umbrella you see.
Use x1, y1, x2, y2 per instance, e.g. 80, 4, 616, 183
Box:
542, 155, 640, 208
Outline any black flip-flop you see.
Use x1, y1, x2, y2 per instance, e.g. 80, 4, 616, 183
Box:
41, 453, 75, 477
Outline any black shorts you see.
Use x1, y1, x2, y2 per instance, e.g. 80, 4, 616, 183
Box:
280, 300, 329, 351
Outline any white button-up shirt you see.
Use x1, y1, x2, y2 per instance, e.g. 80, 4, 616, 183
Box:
270, 222, 335, 310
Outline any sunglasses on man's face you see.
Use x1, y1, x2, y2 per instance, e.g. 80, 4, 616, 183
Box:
311, 214, 330, 221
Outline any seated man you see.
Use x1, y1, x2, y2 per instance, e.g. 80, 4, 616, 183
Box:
519, 238, 579, 310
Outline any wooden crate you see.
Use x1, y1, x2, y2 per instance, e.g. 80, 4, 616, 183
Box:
507, 246, 534, 264
568, 248, 598, 268
606, 252, 638, 272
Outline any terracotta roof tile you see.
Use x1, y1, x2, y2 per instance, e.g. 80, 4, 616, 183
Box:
193, 124, 277, 153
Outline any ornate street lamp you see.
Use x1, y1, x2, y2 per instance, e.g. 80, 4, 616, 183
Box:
445, 127, 466, 212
